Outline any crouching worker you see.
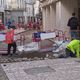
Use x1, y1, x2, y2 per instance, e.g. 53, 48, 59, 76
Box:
66, 39, 80, 58
5, 26, 17, 56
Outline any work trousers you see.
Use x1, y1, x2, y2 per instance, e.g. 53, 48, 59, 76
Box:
66, 48, 76, 57
7, 42, 17, 55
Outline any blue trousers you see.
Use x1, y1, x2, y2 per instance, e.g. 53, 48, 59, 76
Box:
66, 48, 76, 57
71, 30, 78, 39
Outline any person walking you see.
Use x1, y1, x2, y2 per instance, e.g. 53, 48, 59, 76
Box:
67, 13, 78, 39
5, 26, 17, 55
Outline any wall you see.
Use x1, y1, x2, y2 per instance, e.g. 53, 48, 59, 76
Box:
60, 0, 78, 38
23, 4, 33, 24
51, 3, 56, 30
61, 0, 78, 30
0, 0, 5, 24
41, 0, 78, 35
11, 11, 23, 23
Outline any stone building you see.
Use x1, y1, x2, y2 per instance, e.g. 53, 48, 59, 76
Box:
4, 0, 25, 25
0, 0, 5, 24
5, 0, 36, 25
40, 0, 80, 38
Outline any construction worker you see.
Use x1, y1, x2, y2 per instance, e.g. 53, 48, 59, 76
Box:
5, 26, 17, 55
66, 39, 80, 58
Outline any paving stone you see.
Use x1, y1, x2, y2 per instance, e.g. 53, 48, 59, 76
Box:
1, 58, 80, 80
24, 66, 55, 75
0, 65, 9, 80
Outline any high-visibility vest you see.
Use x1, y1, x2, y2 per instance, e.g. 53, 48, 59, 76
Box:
67, 39, 80, 58
5, 30, 14, 44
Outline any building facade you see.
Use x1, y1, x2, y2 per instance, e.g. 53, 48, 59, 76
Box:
0, 0, 5, 24
0, 0, 36, 25
40, 0, 80, 38
23, 1, 34, 24
23, 0, 36, 24
4, 0, 25, 25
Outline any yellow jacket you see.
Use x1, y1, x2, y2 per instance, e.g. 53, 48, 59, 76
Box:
67, 39, 80, 58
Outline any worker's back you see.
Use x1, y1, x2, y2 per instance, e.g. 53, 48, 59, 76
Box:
67, 39, 80, 57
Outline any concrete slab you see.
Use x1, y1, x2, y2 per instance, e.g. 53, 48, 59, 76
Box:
1, 58, 80, 80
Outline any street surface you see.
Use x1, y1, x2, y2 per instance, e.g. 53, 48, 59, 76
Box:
0, 30, 80, 80
0, 58, 80, 80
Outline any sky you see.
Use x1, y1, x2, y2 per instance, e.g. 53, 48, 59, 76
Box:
5, 0, 39, 14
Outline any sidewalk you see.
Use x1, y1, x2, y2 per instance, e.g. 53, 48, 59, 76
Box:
1, 58, 80, 80
0, 30, 80, 80
0, 65, 9, 80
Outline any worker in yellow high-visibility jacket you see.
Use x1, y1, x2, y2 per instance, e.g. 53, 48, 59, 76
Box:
66, 39, 80, 58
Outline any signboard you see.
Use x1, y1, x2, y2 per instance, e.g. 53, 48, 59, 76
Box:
0, 34, 5, 41
0, 34, 7, 52
40, 32, 56, 40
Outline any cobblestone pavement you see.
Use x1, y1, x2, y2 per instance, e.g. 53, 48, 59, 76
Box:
0, 30, 80, 80
0, 65, 9, 80
0, 51, 52, 63
1, 58, 80, 80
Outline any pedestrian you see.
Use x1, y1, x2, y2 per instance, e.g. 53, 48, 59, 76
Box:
66, 39, 80, 58
36, 21, 40, 30
28, 21, 33, 29
0, 22, 5, 31
33, 21, 36, 30
11, 20, 16, 29
5, 26, 17, 56
7, 19, 12, 27
67, 13, 79, 39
